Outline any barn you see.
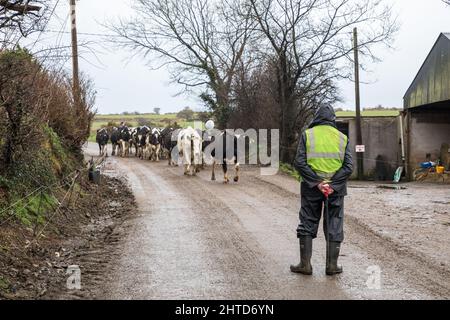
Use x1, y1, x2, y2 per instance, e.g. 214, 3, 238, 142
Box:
336, 110, 402, 181
403, 33, 450, 179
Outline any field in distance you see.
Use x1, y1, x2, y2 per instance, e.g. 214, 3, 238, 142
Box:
89, 113, 202, 141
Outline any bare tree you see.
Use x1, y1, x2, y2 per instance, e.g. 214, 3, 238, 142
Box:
0, 1, 48, 38
230, 55, 339, 132
249, 0, 398, 162
109, 0, 253, 128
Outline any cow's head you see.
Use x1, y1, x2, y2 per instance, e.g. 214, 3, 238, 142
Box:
151, 129, 161, 145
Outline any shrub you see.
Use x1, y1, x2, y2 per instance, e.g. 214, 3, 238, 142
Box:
0, 49, 95, 224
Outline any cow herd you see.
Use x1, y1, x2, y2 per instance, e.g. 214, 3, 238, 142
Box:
95, 125, 240, 183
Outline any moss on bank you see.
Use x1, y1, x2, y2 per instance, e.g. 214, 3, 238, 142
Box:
0, 126, 78, 225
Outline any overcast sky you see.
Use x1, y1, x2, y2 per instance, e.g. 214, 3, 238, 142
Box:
25, 0, 450, 114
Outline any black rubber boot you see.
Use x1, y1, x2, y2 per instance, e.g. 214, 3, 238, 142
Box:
326, 241, 343, 276
290, 236, 313, 275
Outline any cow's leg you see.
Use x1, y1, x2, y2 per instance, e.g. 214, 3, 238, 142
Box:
211, 159, 216, 181
192, 159, 197, 176
156, 145, 161, 162
122, 141, 127, 157
223, 161, 229, 184
234, 161, 240, 182
146, 146, 150, 160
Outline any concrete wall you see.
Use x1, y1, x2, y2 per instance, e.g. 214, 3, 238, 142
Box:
338, 117, 401, 180
407, 106, 450, 176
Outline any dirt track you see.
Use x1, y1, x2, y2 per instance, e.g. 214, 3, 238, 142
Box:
84, 144, 449, 300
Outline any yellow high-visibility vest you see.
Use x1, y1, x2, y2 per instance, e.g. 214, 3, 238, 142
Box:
305, 125, 348, 180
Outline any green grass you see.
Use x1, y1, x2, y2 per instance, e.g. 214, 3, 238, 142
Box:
95, 113, 178, 121
336, 110, 400, 118
7, 193, 57, 226
0, 276, 9, 291
279, 163, 301, 182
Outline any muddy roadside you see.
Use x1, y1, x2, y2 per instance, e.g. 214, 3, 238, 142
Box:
0, 173, 136, 300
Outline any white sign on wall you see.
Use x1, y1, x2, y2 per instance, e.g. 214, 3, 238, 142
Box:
356, 145, 366, 153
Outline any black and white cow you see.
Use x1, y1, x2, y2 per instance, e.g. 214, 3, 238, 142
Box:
130, 127, 139, 157
204, 130, 240, 184
161, 127, 179, 166
96, 128, 109, 156
118, 125, 131, 157
136, 126, 151, 159
146, 128, 162, 162
110, 127, 120, 156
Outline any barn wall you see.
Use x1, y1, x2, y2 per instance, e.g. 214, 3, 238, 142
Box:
407, 106, 450, 173
340, 117, 400, 180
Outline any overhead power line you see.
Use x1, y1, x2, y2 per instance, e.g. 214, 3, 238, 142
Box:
44, 29, 120, 37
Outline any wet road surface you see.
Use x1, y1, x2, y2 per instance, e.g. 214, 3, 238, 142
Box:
86, 145, 448, 299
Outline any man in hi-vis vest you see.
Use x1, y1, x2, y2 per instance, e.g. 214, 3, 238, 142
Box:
291, 105, 353, 276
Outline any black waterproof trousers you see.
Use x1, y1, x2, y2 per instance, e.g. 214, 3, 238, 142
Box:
296, 194, 345, 242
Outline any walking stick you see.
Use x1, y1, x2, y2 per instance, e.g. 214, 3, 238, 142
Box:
323, 185, 332, 267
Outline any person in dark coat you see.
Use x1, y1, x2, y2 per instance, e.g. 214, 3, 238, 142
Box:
290, 105, 353, 275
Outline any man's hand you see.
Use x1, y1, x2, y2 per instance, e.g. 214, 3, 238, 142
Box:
318, 182, 334, 197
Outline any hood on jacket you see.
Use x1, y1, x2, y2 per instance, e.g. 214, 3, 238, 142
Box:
309, 105, 337, 129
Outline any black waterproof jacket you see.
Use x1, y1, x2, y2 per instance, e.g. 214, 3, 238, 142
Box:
293, 105, 353, 197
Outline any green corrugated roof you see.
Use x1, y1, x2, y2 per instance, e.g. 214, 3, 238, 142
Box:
336, 110, 400, 118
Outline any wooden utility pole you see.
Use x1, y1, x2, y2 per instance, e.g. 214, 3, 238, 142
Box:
70, 0, 80, 105
353, 27, 364, 180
